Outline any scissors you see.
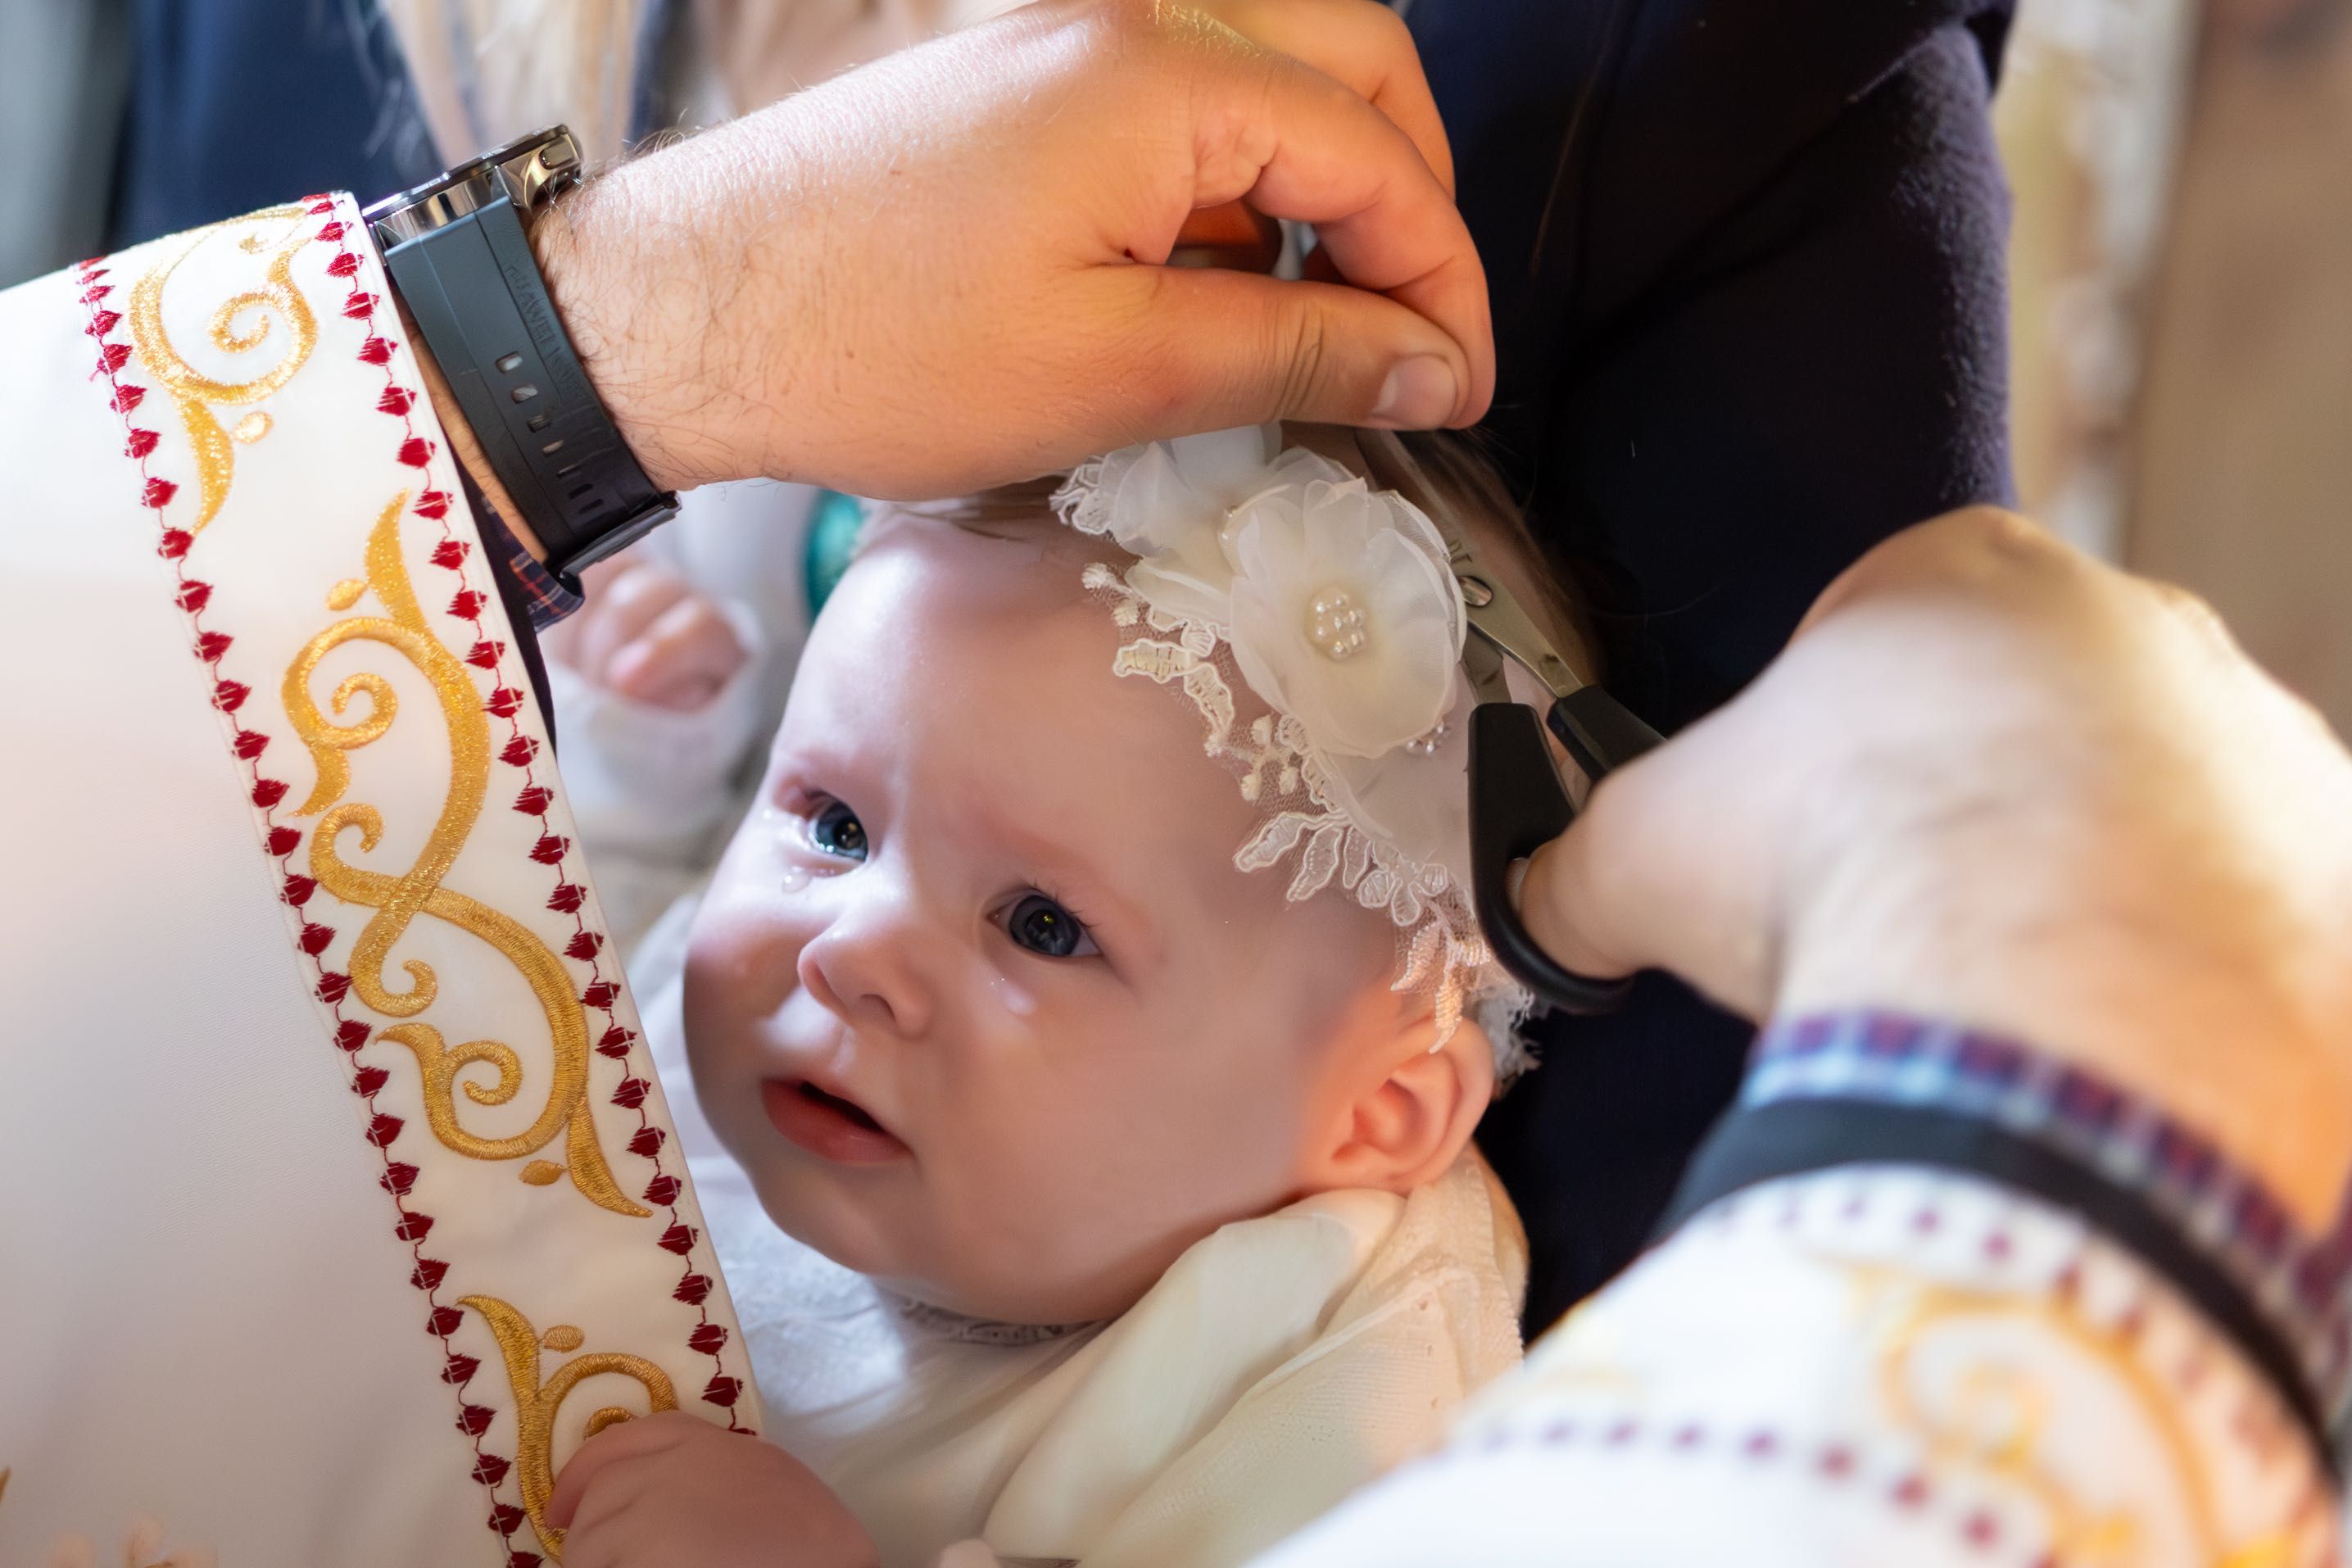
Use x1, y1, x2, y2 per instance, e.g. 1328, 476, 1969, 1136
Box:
1431, 513, 1666, 1012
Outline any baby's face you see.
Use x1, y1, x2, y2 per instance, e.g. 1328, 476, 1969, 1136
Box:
685, 514, 1408, 1323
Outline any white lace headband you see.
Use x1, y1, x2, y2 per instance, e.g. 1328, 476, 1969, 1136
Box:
1051, 425, 1536, 1077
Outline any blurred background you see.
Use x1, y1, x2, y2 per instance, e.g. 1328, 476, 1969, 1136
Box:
2001, 0, 2352, 738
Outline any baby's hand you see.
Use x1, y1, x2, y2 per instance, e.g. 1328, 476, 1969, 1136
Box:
543, 551, 750, 712
550, 1411, 879, 1568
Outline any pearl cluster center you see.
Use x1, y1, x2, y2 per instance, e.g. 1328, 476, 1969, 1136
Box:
1307, 584, 1372, 662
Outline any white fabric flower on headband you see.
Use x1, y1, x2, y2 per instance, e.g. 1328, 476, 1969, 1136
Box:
1061, 427, 1466, 761
1055, 425, 1534, 1072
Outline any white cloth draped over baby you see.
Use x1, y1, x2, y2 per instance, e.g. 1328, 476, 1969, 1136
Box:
635, 905, 1529, 1568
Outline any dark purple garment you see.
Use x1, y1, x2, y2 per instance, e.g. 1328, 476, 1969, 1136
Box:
1408, 0, 2018, 1332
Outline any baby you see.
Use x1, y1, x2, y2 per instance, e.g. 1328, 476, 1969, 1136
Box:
565, 424, 1592, 1568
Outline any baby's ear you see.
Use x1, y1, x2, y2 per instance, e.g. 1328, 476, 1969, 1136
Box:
1301, 1008, 1497, 1197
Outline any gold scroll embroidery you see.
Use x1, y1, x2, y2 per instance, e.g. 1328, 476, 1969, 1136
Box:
286, 496, 645, 1217
127, 206, 317, 533
1874, 1272, 2290, 1567
463, 1294, 678, 1561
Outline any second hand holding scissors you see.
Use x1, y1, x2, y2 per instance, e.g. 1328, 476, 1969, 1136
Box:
1432, 512, 1665, 1011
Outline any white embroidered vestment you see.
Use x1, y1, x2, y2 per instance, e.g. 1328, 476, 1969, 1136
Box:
0, 199, 757, 1567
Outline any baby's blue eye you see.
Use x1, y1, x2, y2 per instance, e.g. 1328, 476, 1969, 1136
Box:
1004, 893, 1096, 959
808, 800, 868, 861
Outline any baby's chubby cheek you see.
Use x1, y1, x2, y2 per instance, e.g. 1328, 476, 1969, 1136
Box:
678, 875, 803, 1145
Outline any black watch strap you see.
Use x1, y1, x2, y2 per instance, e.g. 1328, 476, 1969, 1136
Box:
377, 188, 674, 578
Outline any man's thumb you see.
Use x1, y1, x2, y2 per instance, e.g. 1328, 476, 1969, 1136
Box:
1113, 266, 1476, 433
1516, 731, 1781, 1023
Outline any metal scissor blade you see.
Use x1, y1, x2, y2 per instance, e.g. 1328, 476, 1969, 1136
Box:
1432, 509, 1589, 704
1461, 619, 1512, 704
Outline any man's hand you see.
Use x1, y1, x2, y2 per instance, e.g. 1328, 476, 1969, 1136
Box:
1521, 509, 2352, 1226
540, 552, 750, 711
527, 0, 1489, 501
548, 1412, 879, 1568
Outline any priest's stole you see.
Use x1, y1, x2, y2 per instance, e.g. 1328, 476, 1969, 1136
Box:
0, 197, 757, 1567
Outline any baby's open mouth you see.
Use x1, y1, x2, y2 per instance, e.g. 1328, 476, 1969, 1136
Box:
800, 1081, 884, 1132
761, 1076, 908, 1164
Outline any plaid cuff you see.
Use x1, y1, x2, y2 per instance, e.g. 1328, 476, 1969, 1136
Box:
491, 522, 583, 629
1747, 1012, 2352, 1425
466, 487, 583, 630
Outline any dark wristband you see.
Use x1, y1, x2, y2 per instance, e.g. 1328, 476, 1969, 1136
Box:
1660, 1095, 2335, 1467
374, 179, 674, 578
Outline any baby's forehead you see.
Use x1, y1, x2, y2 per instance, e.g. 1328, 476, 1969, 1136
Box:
804, 514, 1244, 807
831, 512, 1120, 671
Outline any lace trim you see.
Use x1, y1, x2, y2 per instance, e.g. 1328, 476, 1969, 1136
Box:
1081, 562, 1531, 1073
893, 1296, 1099, 1348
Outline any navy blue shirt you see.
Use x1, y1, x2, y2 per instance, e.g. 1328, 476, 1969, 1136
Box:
108, 0, 439, 250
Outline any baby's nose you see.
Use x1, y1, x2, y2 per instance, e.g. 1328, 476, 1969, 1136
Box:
795, 898, 936, 1040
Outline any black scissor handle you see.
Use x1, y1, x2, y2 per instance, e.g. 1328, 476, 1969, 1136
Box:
1547, 684, 1665, 785
1468, 688, 1664, 1013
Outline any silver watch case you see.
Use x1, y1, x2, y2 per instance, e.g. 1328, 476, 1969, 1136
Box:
362, 126, 583, 248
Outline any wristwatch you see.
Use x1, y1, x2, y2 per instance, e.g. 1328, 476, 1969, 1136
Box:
363, 126, 677, 581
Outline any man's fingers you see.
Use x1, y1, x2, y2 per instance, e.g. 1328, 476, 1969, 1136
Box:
1108, 265, 1474, 434
1517, 719, 1785, 1022
1183, 0, 1456, 195
1181, 47, 1493, 423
